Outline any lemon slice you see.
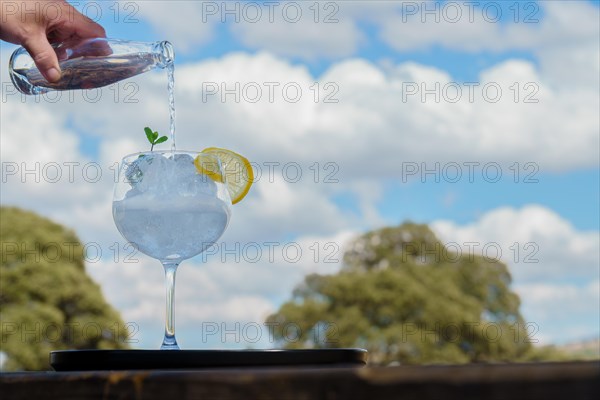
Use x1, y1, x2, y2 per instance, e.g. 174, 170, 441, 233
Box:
193, 154, 225, 183
194, 147, 253, 204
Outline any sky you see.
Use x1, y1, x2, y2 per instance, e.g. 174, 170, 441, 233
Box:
0, 0, 598, 351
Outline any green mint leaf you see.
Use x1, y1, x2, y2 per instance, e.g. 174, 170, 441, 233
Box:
143, 126, 167, 150
144, 127, 154, 144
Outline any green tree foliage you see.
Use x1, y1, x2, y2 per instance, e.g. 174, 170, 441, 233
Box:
267, 223, 538, 365
0, 207, 129, 371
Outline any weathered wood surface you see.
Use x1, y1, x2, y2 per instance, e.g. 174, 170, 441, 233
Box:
1, 361, 598, 400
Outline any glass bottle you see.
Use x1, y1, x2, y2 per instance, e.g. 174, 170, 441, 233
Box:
9, 38, 174, 95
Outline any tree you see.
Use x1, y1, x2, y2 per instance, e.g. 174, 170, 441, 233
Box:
0, 207, 129, 371
266, 222, 536, 365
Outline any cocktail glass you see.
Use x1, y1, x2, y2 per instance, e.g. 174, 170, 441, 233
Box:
112, 151, 231, 349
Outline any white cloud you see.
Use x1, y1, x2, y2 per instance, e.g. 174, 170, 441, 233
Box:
132, 0, 600, 89
431, 205, 599, 283
378, 1, 599, 53
0, 93, 100, 213
514, 281, 600, 345
2, 50, 596, 218
431, 205, 599, 344
132, 0, 366, 61
11, 11, 591, 176
230, 2, 364, 61
135, 1, 217, 53
0, 99, 80, 165
229, 175, 355, 242
378, 1, 600, 92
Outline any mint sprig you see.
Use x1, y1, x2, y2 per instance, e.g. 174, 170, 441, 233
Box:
144, 127, 168, 151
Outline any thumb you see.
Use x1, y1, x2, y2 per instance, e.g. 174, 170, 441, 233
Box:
23, 35, 61, 83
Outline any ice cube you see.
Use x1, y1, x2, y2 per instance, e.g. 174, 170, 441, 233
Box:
124, 154, 157, 187
124, 153, 219, 199
137, 154, 170, 194
169, 153, 218, 197
124, 186, 142, 199
172, 153, 197, 178
193, 173, 218, 197
173, 153, 194, 166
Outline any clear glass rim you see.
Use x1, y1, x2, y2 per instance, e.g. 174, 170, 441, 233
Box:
120, 150, 212, 161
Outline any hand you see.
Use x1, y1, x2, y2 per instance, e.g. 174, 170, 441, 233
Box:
0, 0, 106, 82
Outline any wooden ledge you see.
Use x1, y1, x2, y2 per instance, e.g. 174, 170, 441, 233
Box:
1, 361, 598, 400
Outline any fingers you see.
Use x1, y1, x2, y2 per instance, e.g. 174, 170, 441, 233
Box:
12, 1, 108, 84
22, 35, 61, 83
45, 1, 106, 44
47, 3, 108, 57
74, 16, 107, 39
64, 2, 107, 39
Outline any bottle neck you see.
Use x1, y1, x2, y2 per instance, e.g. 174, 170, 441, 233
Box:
154, 41, 174, 68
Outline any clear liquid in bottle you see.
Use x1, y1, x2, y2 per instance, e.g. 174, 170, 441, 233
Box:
9, 38, 174, 95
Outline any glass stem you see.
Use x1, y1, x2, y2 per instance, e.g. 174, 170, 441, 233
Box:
161, 261, 180, 350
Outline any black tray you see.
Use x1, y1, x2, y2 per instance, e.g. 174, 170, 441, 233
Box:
50, 349, 368, 371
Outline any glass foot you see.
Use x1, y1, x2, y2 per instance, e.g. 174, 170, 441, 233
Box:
161, 336, 179, 350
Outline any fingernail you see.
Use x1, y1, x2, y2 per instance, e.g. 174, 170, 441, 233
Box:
47, 68, 61, 82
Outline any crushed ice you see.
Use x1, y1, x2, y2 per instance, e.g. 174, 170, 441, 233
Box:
125, 153, 218, 197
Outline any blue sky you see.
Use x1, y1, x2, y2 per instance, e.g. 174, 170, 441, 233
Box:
1, 0, 598, 350
379, 168, 600, 229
